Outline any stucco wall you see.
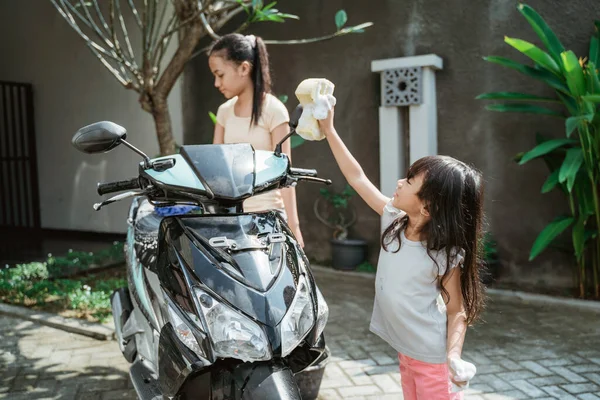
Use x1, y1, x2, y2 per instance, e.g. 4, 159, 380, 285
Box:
0, 0, 183, 234
182, 0, 592, 290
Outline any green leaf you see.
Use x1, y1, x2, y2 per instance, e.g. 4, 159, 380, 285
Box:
517, 4, 565, 64
556, 91, 578, 115
335, 10, 348, 31
572, 216, 586, 259
582, 94, 600, 103
262, 1, 277, 11
504, 37, 561, 76
561, 51, 586, 97
558, 148, 584, 192
265, 14, 286, 22
485, 103, 564, 117
575, 173, 596, 217
566, 114, 594, 137
484, 56, 569, 93
476, 92, 559, 102
236, 0, 250, 14
586, 62, 600, 94
208, 111, 217, 125
529, 216, 574, 260
541, 169, 560, 193
519, 138, 576, 165
291, 135, 305, 149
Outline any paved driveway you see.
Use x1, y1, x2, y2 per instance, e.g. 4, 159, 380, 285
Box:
1, 267, 600, 399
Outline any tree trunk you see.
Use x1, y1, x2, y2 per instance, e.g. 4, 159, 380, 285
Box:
152, 95, 176, 156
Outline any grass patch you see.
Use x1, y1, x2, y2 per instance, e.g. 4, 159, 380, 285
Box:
1, 243, 126, 323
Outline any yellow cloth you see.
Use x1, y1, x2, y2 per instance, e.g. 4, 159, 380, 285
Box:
216, 93, 289, 212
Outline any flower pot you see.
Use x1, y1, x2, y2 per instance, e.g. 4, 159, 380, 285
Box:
330, 238, 367, 270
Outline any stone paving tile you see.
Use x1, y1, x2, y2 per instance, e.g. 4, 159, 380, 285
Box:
2, 267, 600, 399
312, 268, 600, 399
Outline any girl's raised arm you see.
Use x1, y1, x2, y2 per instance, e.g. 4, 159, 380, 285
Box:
319, 109, 390, 216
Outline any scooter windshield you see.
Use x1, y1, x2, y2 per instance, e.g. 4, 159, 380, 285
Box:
180, 144, 255, 200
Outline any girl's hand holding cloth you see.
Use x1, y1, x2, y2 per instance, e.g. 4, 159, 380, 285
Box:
294, 78, 336, 141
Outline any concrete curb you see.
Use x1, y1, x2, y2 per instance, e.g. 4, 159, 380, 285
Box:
485, 288, 600, 312
310, 265, 600, 312
0, 302, 115, 341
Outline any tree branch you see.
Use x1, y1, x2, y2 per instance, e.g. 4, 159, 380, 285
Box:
126, 0, 143, 29
114, 0, 137, 63
62, 0, 114, 49
51, 0, 142, 90
108, 0, 142, 84
152, 12, 178, 70
200, 13, 219, 40
263, 23, 374, 45
155, 19, 205, 97
189, 5, 248, 59
92, 0, 111, 36
87, 43, 132, 88
149, 0, 169, 57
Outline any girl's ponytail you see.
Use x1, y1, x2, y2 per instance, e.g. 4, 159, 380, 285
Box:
251, 36, 272, 126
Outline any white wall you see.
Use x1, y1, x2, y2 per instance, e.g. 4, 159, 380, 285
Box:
0, 1, 183, 233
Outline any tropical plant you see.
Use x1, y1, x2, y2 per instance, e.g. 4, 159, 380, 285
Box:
50, 1, 372, 155
314, 184, 357, 240
478, 3, 600, 298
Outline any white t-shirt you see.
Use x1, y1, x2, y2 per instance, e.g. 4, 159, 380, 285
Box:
369, 201, 465, 364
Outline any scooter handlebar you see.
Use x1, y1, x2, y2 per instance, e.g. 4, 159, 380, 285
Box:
97, 178, 141, 196
289, 167, 318, 177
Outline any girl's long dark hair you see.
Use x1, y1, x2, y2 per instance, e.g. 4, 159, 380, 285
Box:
208, 33, 272, 126
381, 156, 485, 325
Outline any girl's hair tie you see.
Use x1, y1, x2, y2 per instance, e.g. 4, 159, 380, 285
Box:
245, 34, 257, 48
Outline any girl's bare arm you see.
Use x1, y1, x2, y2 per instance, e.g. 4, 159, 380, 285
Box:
213, 123, 225, 144
319, 109, 389, 216
443, 267, 467, 363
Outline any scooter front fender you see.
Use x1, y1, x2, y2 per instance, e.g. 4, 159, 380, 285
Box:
158, 323, 209, 398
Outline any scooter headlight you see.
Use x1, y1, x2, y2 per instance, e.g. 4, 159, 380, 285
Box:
194, 288, 271, 363
167, 304, 205, 357
280, 275, 315, 357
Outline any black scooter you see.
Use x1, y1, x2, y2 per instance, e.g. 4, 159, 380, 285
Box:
71, 107, 331, 399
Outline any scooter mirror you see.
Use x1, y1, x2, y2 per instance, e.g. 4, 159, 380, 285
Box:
72, 121, 126, 154
274, 105, 303, 156
289, 104, 303, 130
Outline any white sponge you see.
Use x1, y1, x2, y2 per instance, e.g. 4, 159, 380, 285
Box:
294, 78, 336, 141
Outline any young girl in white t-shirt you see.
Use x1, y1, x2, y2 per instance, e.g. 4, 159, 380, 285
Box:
319, 108, 485, 399
208, 33, 304, 247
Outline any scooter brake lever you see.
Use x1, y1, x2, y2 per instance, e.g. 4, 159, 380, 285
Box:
93, 190, 147, 211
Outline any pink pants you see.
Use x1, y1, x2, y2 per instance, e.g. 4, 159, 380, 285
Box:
398, 353, 464, 400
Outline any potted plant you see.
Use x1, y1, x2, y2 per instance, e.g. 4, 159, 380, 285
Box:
314, 185, 367, 270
